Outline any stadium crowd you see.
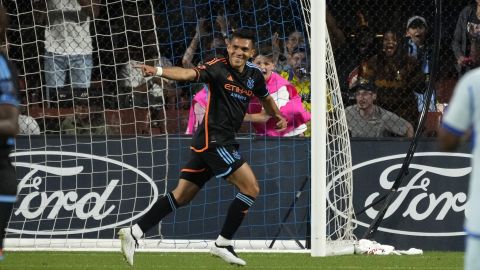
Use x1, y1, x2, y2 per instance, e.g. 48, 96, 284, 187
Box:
0, 0, 475, 138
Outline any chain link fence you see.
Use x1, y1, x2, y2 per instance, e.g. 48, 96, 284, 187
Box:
329, 0, 475, 138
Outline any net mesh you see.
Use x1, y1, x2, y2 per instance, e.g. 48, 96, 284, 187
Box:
3, 0, 360, 253
5, 0, 315, 251
325, 25, 356, 246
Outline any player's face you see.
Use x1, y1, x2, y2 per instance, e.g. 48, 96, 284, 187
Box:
227, 37, 255, 72
253, 55, 275, 80
355, 90, 376, 109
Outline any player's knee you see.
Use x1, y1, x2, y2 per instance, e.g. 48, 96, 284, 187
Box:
171, 190, 195, 206
243, 184, 260, 199
172, 194, 191, 207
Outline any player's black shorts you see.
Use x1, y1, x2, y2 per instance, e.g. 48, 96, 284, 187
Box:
0, 154, 17, 202
179, 145, 246, 188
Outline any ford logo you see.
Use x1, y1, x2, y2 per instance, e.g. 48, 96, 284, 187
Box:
329, 152, 471, 237
8, 151, 159, 235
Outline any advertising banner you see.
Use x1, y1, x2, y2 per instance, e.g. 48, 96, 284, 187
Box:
9, 137, 469, 250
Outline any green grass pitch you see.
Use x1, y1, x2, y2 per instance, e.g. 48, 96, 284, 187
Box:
0, 251, 463, 269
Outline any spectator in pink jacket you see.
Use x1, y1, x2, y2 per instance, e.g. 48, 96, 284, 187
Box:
186, 51, 310, 136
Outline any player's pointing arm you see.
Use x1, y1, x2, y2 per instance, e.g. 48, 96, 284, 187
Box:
134, 64, 198, 81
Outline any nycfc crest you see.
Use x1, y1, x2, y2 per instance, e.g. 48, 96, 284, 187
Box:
247, 77, 254, 89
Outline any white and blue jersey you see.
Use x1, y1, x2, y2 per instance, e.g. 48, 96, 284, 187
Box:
442, 68, 480, 237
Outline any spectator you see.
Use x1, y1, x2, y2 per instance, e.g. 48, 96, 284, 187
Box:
345, 81, 414, 138
279, 46, 311, 136
245, 51, 310, 136
326, 7, 346, 52
60, 100, 109, 135
186, 51, 311, 137
362, 29, 424, 128
405, 15, 437, 112
182, 16, 228, 68
273, 30, 306, 72
452, 2, 480, 76
34, 0, 100, 106
340, 25, 377, 105
181, 16, 229, 114
185, 87, 207, 135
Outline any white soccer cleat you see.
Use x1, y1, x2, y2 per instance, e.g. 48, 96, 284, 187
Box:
118, 227, 138, 266
210, 243, 246, 266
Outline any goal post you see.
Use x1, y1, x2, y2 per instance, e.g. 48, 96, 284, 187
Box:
307, 0, 357, 256
309, 0, 328, 257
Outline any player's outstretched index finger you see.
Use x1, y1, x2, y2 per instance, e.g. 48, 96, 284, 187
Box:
133, 64, 154, 76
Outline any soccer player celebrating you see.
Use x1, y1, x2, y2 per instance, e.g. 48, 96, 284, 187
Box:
118, 29, 287, 266
0, 5, 20, 261
438, 71, 480, 270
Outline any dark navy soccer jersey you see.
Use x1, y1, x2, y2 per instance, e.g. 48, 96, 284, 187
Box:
0, 52, 19, 148
191, 57, 269, 151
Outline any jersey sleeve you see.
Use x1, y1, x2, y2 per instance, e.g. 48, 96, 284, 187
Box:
0, 56, 19, 107
253, 70, 269, 98
442, 72, 474, 135
192, 58, 222, 83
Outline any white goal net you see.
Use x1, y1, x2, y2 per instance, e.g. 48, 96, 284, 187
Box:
5, 0, 355, 254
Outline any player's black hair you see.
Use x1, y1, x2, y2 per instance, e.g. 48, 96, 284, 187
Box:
231, 28, 256, 45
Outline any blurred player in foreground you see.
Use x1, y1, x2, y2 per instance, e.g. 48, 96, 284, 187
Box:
118, 28, 287, 267
438, 69, 480, 270
0, 5, 20, 261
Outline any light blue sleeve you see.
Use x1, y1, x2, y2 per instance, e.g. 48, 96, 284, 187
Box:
0, 56, 19, 107
442, 71, 476, 135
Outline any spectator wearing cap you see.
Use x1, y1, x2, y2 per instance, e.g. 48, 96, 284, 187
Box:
405, 15, 437, 112
345, 80, 414, 138
452, 2, 480, 76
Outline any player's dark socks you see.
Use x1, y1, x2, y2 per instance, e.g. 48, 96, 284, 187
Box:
220, 192, 255, 239
0, 202, 14, 249
137, 192, 179, 233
